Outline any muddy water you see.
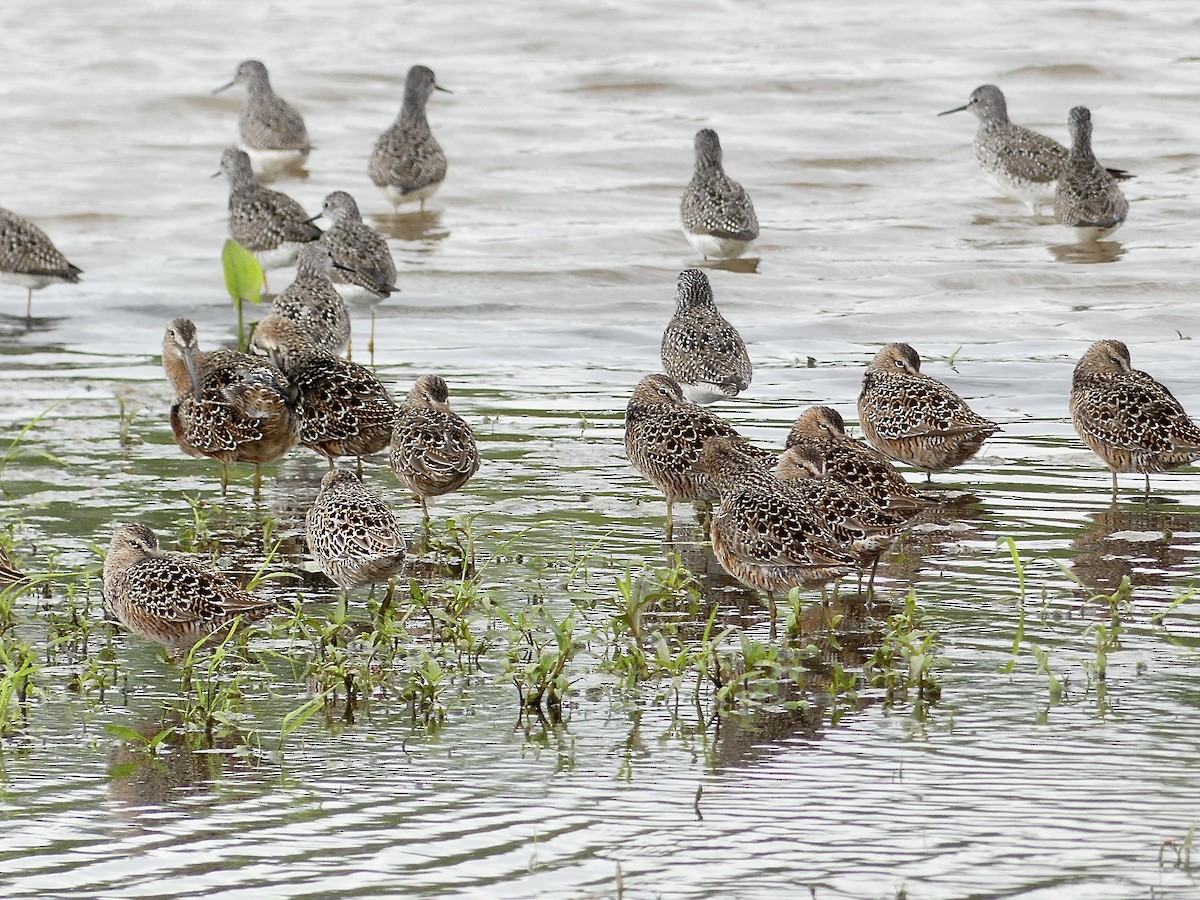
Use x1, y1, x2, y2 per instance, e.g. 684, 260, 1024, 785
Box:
2, 0, 1200, 898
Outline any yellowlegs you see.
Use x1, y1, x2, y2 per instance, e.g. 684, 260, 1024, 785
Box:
214, 60, 310, 175
0, 206, 81, 321
1054, 106, 1129, 241
306, 468, 407, 590
858, 343, 998, 480
389, 374, 479, 523
219, 147, 320, 270
103, 523, 280, 653
1070, 339, 1200, 498
680, 129, 759, 260
660, 268, 751, 404
368, 65, 450, 212
269, 243, 351, 357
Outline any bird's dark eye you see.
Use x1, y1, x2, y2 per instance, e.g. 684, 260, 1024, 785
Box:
894, 359, 905, 368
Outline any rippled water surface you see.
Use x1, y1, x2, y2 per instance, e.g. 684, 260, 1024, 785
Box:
3, 1, 1200, 898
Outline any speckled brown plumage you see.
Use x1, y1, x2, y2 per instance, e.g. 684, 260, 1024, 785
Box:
660, 268, 751, 404
0, 206, 82, 319
215, 60, 310, 167
251, 315, 397, 462
306, 469, 407, 590
1054, 107, 1128, 241
1071, 339, 1200, 497
162, 318, 299, 490
314, 191, 398, 301
784, 406, 924, 513
389, 374, 479, 521
103, 523, 280, 653
680, 129, 758, 260
219, 147, 320, 268
623, 373, 774, 531
858, 343, 998, 478
0, 544, 25, 584
269, 243, 351, 356
368, 66, 448, 211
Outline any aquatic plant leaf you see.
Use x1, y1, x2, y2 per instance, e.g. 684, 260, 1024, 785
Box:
221, 240, 264, 304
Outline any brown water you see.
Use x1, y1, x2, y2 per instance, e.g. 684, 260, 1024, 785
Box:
2, 1, 1200, 898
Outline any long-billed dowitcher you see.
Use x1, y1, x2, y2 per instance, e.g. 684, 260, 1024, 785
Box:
369, 65, 450, 212
693, 436, 856, 636
624, 373, 773, 534
785, 406, 925, 513
858, 343, 998, 481
219, 147, 320, 270
311, 190, 398, 358
306, 468, 407, 591
1070, 339, 1200, 499
389, 374, 479, 523
214, 60, 310, 174
162, 318, 299, 494
660, 268, 752, 404
251, 315, 397, 465
680, 129, 759, 260
103, 523, 280, 653
939, 85, 1132, 215
0, 206, 82, 321
1054, 106, 1129, 241
269, 243, 351, 357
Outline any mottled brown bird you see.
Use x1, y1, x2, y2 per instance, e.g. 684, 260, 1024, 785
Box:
369, 66, 450, 211
660, 268, 751, 404
306, 469, 407, 591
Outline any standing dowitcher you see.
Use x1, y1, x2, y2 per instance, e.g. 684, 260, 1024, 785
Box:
306, 469, 407, 591
660, 268, 752, 404
214, 60, 311, 174
369, 65, 450, 212
624, 373, 772, 533
389, 374, 479, 523
784, 406, 925, 513
1054, 106, 1129, 242
219, 147, 320, 270
162, 318, 299, 494
0, 206, 82, 321
680, 129, 759, 260
269, 243, 351, 357
939, 85, 1132, 215
692, 436, 856, 636
251, 315, 397, 465
858, 343, 998, 481
1070, 339, 1200, 499
103, 523, 280, 654
312, 190, 398, 358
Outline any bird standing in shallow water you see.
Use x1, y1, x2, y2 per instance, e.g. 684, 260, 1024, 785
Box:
939, 84, 1132, 215
251, 315, 397, 466
680, 129, 759, 260
660, 268, 752, 404
0, 544, 25, 584
1070, 339, 1200, 500
214, 59, 310, 175
0, 206, 81, 322
623, 373, 773, 535
269, 243, 352, 357
858, 343, 998, 481
369, 65, 450, 212
219, 147, 320, 271
103, 523, 280, 654
306, 468, 407, 592
389, 374, 479, 523
1054, 106, 1129, 242
161, 318, 299, 495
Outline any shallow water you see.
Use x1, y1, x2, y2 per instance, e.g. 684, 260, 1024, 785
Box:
2, 1, 1200, 898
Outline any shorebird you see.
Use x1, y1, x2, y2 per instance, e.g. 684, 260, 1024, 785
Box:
103, 523, 280, 653
389, 374, 479, 523
0, 206, 81, 321
660, 268, 752, 404
368, 65, 450, 211
306, 468, 407, 592
250, 315, 397, 466
858, 343, 998, 481
218, 147, 320, 271
269, 242, 351, 357
680, 129, 759, 260
939, 84, 1131, 215
214, 59, 311, 175
1070, 339, 1200, 499
1054, 106, 1129, 242
161, 318, 299, 495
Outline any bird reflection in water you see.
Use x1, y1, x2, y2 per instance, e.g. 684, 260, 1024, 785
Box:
1048, 240, 1124, 265
371, 210, 448, 244
1070, 503, 1200, 597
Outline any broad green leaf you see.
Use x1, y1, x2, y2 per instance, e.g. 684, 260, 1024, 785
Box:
221, 239, 264, 304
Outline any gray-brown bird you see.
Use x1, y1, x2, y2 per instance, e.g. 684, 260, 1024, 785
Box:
368, 65, 450, 211
1054, 106, 1129, 242
660, 268, 752, 404
680, 129, 759, 260
306, 468, 407, 591
0, 206, 81, 321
